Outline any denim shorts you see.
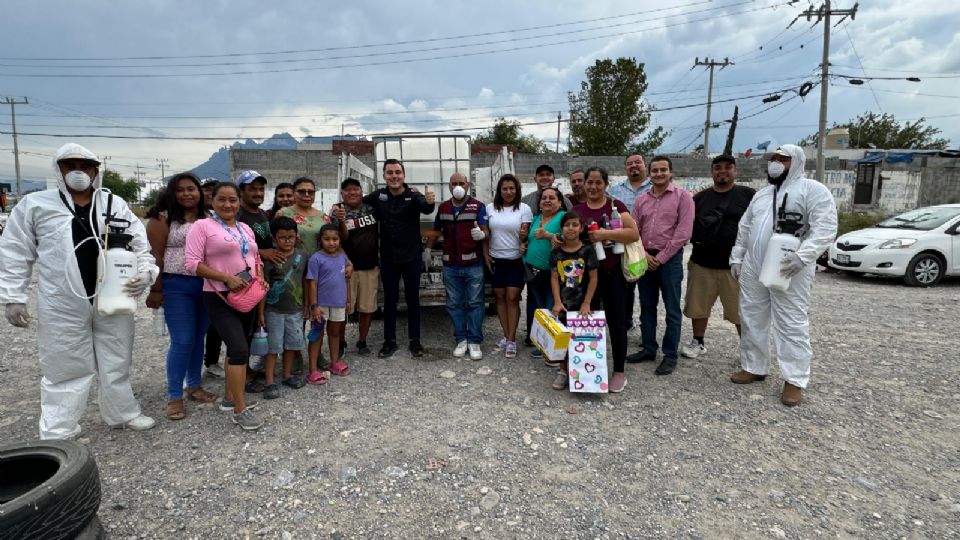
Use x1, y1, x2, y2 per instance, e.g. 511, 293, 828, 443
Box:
265, 311, 305, 354
491, 257, 525, 289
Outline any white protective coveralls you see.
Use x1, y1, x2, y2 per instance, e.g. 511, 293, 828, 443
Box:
0, 143, 158, 439
730, 144, 837, 388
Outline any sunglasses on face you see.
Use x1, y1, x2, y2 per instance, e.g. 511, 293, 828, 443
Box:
296, 189, 316, 195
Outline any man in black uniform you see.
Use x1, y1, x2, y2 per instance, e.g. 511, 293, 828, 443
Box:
363, 159, 436, 358
680, 154, 755, 359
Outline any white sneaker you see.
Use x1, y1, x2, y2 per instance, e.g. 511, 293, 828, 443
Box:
468, 343, 483, 361
680, 339, 706, 359
205, 364, 225, 378
453, 340, 468, 358
113, 414, 156, 431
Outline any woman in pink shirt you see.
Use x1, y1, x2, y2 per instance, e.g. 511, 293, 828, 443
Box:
185, 182, 265, 431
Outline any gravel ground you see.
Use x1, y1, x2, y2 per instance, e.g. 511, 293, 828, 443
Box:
2, 255, 959, 539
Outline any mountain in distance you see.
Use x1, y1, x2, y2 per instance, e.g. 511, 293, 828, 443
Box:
189, 132, 365, 181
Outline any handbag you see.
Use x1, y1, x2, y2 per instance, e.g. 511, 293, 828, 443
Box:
621, 239, 648, 282
523, 262, 541, 283
217, 277, 267, 313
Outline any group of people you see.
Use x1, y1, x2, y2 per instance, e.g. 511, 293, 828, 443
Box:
0, 141, 836, 439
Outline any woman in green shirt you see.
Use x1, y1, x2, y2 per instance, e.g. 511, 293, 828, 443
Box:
276, 177, 329, 255
521, 187, 565, 358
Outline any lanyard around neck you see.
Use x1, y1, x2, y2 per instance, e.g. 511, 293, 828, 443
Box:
211, 213, 249, 260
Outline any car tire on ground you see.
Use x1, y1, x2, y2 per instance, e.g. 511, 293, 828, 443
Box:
903, 252, 944, 287
0, 440, 102, 540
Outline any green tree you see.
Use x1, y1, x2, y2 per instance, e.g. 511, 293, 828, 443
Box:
723, 106, 739, 156
474, 117, 549, 153
799, 112, 949, 150
567, 57, 666, 156
142, 187, 163, 209
100, 169, 140, 202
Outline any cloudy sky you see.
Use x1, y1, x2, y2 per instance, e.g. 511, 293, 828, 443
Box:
1, 0, 957, 185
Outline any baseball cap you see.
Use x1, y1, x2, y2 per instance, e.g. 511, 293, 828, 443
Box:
236, 170, 267, 185
535, 164, 555, 175
712, 154, 736, 166
772, 147, 791, 157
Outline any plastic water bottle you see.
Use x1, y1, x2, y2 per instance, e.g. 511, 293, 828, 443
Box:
587, 221, 606, 261
153, 307, 167, 337
608, 213, 624, 254
250, 327, 269, 356
759, 233, 801, 291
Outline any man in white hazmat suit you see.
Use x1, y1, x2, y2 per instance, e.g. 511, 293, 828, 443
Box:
728, 144, 837, 407
0, 143, 158, 439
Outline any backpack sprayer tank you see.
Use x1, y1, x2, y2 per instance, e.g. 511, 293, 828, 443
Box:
96, 195, 138, 315
758, 192, 804, 292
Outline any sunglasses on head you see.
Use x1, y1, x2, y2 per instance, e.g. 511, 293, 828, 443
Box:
296, 189, 316, 195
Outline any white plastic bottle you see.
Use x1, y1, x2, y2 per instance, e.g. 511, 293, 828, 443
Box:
759, 233, 801, 291
609, 214, 625, 255
97, 244, 138, 315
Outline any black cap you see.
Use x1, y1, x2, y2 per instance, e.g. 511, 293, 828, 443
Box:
711, 154, 736, 166
535, 164, 555, 175
340, 177, 361, 190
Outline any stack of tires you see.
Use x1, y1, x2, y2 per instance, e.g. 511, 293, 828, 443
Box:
0, 441, 103, 540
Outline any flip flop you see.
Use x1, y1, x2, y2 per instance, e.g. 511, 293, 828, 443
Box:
281, 375, 305, 389
306, 370, 329, 385
329, 360, 351, 377
244, 380, 266, 393
185, 387, 218, 403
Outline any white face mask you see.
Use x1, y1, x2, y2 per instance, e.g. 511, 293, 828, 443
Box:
64, 170, 92, 191
451, 185, 466, 200
767, 161, 786, 178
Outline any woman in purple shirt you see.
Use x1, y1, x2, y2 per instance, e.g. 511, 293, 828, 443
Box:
572, 167, 640, 393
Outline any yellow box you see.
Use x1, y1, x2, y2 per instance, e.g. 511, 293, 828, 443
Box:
531, 309, 571, 361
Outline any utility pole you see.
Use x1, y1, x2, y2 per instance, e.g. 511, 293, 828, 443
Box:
556, 112, 561, 154
134, 163, 146, 203
803, 1, 858, 180
100, 155, 111, 176
156, 158, 168, 180
693, 57, 732, 155
2, 97, 28, 199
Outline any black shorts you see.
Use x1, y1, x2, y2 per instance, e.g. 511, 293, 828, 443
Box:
490, 257, 525, 289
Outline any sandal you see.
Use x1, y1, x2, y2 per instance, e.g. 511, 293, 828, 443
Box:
306, 370, 329, 385
244, 380, 266, 393
166, 399, 186, 420
185, 387, 218, 403
329, 360, 351, 377
551, 371, 569, 391
281, 375, 305, 389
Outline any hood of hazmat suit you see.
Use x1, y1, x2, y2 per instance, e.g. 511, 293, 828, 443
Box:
0, 143, 158, 439
729, 143, 837, 389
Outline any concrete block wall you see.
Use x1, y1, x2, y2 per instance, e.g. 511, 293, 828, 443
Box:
230, 149, 342, 189
918, 158, 960, 207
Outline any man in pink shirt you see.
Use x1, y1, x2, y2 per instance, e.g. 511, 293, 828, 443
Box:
626, 156, 694, 375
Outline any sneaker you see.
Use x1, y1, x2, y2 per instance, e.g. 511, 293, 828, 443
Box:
655, 356, 678, 376
356, 340, 371, 355
219, 399, 258, 412
493, 337, 508, 351
112, 414, 156, 431
468, 343, 482, 361
530, 348, 543, 359
378, 341, 398, 358
453, 340, 469, 358
504, 341, 517, 359
625, 350, 657, 363
232, 408, 263, 431
263, 383, 281, 400
680, 339, 706, 359
409, 340, 426, 357
551, 371, 568, 391
205, 364, 225, 378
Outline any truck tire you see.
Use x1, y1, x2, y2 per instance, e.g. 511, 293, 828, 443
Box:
0, 440, 102, 540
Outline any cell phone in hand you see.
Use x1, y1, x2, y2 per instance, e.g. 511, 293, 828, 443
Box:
235, 270, 252, 282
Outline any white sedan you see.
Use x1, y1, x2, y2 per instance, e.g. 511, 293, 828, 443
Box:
827, 204, 960, 287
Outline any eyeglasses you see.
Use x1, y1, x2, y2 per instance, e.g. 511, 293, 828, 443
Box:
296, 189, 316, 195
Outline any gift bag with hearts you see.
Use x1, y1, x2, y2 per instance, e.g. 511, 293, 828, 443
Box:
566, 311, 608, 393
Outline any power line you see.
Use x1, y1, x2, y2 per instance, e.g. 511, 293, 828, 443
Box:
0, 2, 795, 79
841, 22, 882, 112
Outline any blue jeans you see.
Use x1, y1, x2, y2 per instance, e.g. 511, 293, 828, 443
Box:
381, 257, 422, 343
162, 273, 208, 399
442, 264, 485, 344
637, 251, 684, 359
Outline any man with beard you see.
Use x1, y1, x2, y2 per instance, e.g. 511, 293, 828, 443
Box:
520, 164, 573, 214
236, 170, 282, 264
680, 155, 755, 359
565, 169, 587, 206
729, 145, 836, 407
609, 154, 652, 336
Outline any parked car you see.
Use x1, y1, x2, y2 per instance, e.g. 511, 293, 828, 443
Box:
827, 204, 960, 286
